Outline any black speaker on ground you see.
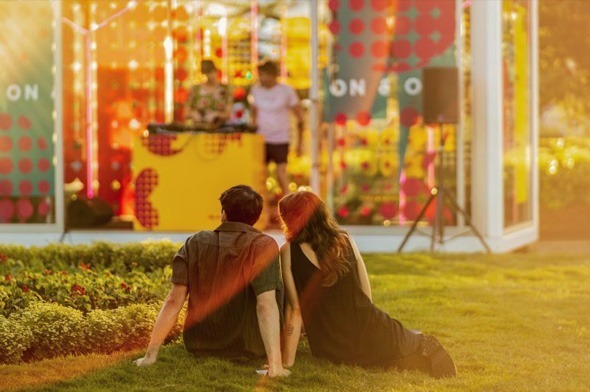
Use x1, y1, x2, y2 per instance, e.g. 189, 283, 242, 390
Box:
67, 197, 114, 228
422, 67, 459, 124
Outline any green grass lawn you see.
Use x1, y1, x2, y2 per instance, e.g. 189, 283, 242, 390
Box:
2, 252, 589, 391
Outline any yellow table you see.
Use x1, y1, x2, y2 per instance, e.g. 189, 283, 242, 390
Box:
133, 132, 267, 231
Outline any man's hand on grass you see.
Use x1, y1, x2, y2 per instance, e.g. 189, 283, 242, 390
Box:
134, 355, 157, 367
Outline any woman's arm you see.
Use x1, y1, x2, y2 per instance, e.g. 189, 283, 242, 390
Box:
349, 236, 372, 301
280, 243, 303, 367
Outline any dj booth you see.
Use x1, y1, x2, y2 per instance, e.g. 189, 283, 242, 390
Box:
133, 123, 267, 231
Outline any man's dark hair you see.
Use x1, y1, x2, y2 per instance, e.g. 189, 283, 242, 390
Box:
219, 185, 263, 226
257, 59, 279, 77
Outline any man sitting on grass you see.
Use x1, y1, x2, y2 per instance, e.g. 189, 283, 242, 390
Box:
135, 185, 290, 378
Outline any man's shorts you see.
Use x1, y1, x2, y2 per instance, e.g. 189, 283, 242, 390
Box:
265, 143, 289, 164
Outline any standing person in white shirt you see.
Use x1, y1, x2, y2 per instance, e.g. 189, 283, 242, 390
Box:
249, 59, 305, 201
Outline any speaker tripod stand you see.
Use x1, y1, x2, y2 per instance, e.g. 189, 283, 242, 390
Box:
397, 125, 491, 253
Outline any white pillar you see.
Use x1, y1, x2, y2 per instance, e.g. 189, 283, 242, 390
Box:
530, 0, 540, 237
309, 0, 320, 193
470, 0, 504, 238
455, 0, 465, 226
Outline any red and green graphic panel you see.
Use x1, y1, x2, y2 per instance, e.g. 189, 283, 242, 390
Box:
325, 0, 458, 226
0, 1, 56, 223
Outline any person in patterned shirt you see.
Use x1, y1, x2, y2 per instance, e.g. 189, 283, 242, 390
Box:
184, 60, 231, 128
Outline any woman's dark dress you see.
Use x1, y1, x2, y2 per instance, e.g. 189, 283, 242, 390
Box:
290, 241, 422, 367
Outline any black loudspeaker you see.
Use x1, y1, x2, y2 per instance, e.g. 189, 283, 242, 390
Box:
422, 67, 459, 124
67, 197, 114, 228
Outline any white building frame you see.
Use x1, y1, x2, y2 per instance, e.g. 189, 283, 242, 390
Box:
0, 0, 539, 254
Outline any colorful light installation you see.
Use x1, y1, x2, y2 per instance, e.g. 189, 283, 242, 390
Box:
62, 0, 137, 199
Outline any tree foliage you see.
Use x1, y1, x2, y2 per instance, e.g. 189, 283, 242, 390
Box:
539, 0, 590, 121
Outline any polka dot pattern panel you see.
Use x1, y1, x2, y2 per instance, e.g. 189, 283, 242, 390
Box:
134, 168, 160, 229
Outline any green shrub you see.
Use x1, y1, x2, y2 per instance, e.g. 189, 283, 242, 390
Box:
86, 308, 126, 354
36, 243, 91, 270
0, 253, 46, 276
0, 240, 179, 274
0, 315, 33, 364
0, 240, 186, 363
0, 274, 42, 317
115, 303, 160, 351
1, 267, 170, 317
0, 301, 185, 364
17, 302, 87, 361
84, 303, 182, 354
539, 137, 590, 209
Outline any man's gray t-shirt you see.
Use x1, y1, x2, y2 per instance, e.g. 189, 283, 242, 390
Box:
171, 221, 283, 358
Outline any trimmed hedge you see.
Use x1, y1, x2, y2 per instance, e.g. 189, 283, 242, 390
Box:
0, 240, 180, 274
0, 315, 33, 364
1, 264, 171, 317
0, 240, 186, 364
0, 302, 182, 364
17, 302, 87, 361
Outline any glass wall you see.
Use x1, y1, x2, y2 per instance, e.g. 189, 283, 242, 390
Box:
56, 0, 524, 234
502, 0, 532, 227
320, 0, 461, 227
61, 0, 168, 220
57, 0, 470, 230
0, 0, 540, 248
60, 0, 316, 227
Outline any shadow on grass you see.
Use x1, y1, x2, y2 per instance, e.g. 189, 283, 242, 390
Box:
21, 343, 453, 392
1, 350, 141, 391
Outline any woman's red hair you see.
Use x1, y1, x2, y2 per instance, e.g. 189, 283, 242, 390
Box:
278, 191, 350, 286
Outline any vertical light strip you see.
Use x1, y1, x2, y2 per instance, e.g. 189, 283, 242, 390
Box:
164, 0, 175, 123
427, 126, 435, 188
251, 0, 259, 76
164, 35, 174, 122
219, 16, 229, 84
195, 1, 203, 65
90, 27, 99, 199
73, 4, 83, 145
398, 170, 406, 225
85, 33, 94, 198
280, 4, 288, 78
203, 29, 211, 58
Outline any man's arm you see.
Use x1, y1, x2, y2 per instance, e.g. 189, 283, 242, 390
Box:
135, 284, 188, 366
256, 290, 290, 377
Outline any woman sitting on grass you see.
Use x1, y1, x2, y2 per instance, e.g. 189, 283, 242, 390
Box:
278, 191, 457, 378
